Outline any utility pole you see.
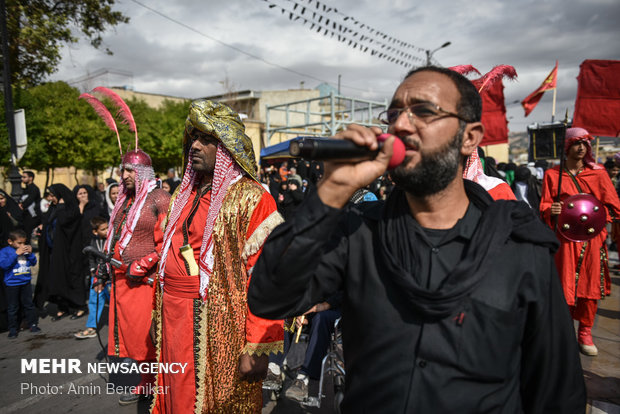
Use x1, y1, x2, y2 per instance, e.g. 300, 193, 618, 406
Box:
1, 0, 22, 198
425, 41, 451, 66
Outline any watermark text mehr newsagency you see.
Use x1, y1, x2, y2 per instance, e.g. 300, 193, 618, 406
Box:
21, 358, 188, 374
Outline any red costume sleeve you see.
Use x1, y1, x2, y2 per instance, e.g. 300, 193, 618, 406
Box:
150, 191, 170, 310
591, 170, 620, 222
488, 182, 516, 201
153, 211, 167, 256
243, 191, 284, 355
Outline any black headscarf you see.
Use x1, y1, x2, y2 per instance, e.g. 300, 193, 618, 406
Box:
73, 185, 103, 244
73, 185, 101, 214
47, 184, 78, 210
163, 178, 179, 195
44, 184, 86, 308
0, 189, 23, 248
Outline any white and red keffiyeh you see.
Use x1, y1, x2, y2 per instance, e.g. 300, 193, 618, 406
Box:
158, 144, 243, 300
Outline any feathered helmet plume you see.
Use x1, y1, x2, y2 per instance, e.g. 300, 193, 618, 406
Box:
78, 93, 123, 155
448, 64, 518, 93
79, 87, 151, 167
472, 65, 518, 93
448, 65, 481, 77
93, 86, 139, 151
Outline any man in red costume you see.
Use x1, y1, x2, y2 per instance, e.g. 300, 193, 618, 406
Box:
105, 149, 171, 404
540, 127, 620, 356
151, 100, 283, 413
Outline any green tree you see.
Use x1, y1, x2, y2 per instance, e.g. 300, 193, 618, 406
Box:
134, 98, 188, 173
0, 82, 189, 180
5, 0, 129, 87
89, 96, 189, 174
12, 81, 117, 174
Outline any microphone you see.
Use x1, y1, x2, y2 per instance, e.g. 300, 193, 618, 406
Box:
288, 133, 406, 169
82, 246, 123, 268
82, 246, 154, 286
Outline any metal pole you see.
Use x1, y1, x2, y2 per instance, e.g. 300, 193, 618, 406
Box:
265, 105, 271, 146
426, 42, 451, 67
554, 112, 570, 231
1, 0, 22, 198
551, 87, 557, 123
330, 91, 336, 135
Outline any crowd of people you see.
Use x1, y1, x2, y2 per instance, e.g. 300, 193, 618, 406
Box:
258, 159, 395, 221
0, 66, 618, 413
0, 167, 182, 336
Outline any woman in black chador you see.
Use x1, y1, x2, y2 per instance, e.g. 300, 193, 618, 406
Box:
34, 190, 54, 310
44, 184, 87, 320
74, 184, 103, 298
0, 189, 23, 246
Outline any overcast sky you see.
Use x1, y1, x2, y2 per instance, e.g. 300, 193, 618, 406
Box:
50, 0, 620, 132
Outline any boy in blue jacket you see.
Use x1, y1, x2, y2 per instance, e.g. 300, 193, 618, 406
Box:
0, 229, 40, 338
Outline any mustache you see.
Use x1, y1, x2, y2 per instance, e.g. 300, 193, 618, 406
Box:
400, 136, 421, 151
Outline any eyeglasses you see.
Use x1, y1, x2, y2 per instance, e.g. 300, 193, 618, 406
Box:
378, 102, 471, 126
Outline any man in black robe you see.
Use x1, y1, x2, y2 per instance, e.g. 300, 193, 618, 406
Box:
19, 171, 40, 243
249, 66, 586, 413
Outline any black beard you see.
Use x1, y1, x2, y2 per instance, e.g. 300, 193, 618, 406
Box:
391, 126, 464, 197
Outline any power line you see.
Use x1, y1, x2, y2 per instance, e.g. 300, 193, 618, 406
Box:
128, 0, 394, 94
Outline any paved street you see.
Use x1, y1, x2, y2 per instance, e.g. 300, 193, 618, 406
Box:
0, 260, 618, 414
0, 305, 334, 414
582, 252, 620, 414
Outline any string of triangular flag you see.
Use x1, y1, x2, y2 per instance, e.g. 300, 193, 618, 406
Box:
260, 0, 427, 67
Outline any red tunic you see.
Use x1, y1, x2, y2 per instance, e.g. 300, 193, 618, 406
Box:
108, 189, 170, 360
540, 166, 620, 305
152, 179, 284, 414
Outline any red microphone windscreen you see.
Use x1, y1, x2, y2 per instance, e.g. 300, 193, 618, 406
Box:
377, 134, 406, 169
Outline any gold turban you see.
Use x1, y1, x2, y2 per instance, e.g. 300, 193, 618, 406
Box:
184, 99, 258, 181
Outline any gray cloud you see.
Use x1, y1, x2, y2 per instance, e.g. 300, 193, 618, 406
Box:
50, 0, 620, 133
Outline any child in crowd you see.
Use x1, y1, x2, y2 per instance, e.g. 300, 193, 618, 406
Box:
75, 217, 110, 339
0, 229, 40, 338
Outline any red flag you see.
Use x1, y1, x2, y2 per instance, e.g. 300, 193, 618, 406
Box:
521, 61, 558, 116
573, 59, 620, 137
480, 79, 508, 146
